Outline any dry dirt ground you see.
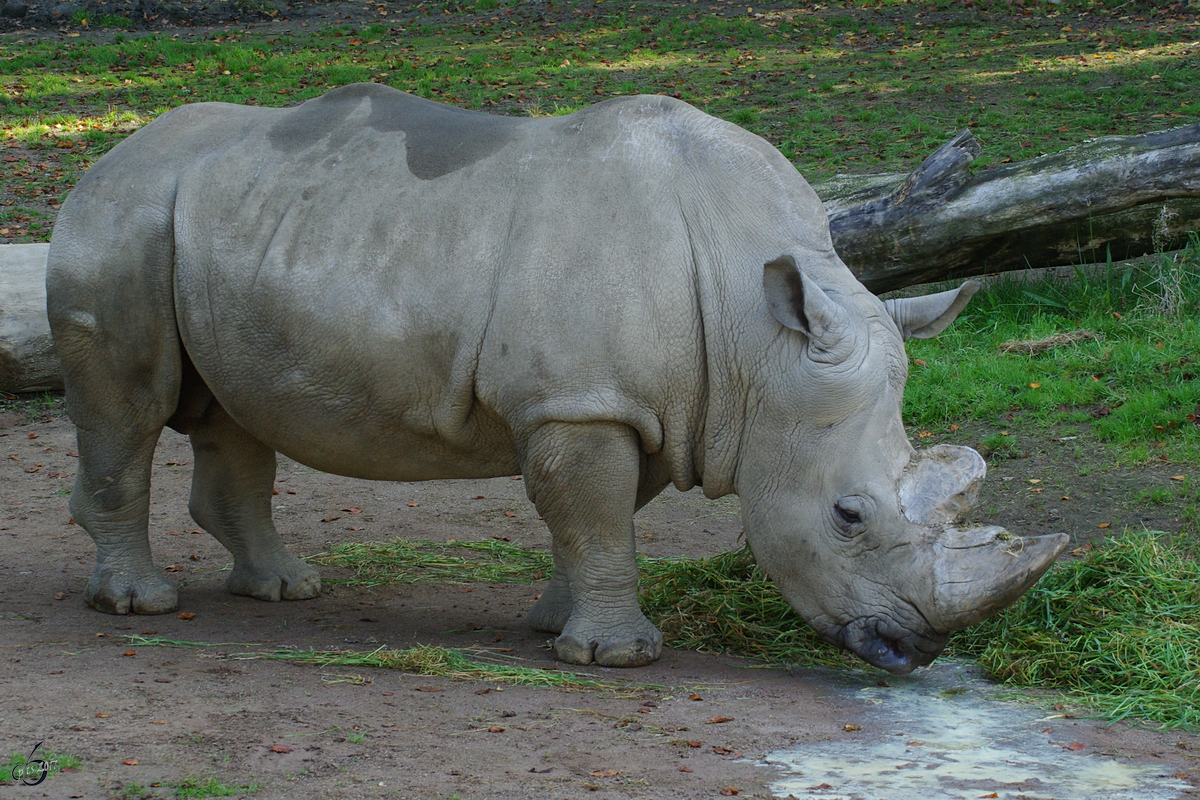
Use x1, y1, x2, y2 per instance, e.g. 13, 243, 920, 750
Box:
2, 405, 1199, 800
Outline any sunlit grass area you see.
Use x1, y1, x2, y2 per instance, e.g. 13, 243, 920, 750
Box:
903, 236, 1200, 465
1, 0, 1197, 223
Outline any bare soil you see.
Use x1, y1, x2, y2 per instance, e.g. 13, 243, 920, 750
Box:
1, 404, 1199, 799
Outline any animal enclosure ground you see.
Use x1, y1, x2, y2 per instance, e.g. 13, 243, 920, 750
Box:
1, 403, 1199, 799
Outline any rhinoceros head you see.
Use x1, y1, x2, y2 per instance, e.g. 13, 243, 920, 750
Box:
737, 254, 1067, 674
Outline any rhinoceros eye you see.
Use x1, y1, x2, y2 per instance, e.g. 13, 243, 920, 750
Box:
834, 498, 866, 532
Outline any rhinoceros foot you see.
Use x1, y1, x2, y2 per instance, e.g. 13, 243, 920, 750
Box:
225, 551, 322, 602
553, 614, 664, 668
85, 568, 179, 615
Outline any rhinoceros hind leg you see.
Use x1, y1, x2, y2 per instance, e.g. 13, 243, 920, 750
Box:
188, 404, 321, 602
523, 421, 663, 667
71, 424, 179, 616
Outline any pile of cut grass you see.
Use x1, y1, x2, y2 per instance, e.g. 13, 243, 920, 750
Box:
306, 533, 1200, 727
641, 531, 1200, 729
310, 538, 552, 586
127, 635, 636, 691
950, 530, 1200, 729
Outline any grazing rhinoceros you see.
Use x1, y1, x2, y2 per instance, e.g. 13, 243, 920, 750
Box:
46, 84, 1066, 673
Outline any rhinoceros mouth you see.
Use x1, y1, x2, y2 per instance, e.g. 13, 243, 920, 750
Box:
837, 616, 948, 675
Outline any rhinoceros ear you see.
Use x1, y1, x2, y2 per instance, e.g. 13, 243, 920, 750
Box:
884, 281, 981, 340
763, 255, 852, 355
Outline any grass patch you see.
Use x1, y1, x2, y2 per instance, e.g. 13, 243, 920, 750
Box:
309, 538, 552, 587
299, 534, 1200, 727
126, 636, 645, 692
174, 776, 261, 798
904, 237, 1200, 465
2, 746, 81, 785
2, 1, 1198, 234
951, 529, 1200, 729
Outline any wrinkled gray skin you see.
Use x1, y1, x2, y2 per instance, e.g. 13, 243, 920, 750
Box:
46, 84, 1067, 673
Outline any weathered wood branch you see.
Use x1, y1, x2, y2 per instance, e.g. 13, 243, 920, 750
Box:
816, 123, 1200, 293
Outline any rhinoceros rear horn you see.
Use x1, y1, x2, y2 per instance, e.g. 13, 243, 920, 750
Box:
763, 255, 853, 362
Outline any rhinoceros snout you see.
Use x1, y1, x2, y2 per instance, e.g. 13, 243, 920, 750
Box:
838, 617, 949, 675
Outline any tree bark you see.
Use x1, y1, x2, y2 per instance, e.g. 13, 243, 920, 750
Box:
0, 243, 61, 395
814, 123, 1200, 293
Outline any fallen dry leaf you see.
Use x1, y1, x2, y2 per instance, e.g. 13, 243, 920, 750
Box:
178, 612, 196, 620
686, 740, 702, 748
150, 720, 166, 725
679, 766, 693, 773
689, 693, 703, 701
415, 686, 443, 693
321, 514, 341, 523
713, 745, 734, 755
488, 726, 505, 733
707, 715, 734, 724
1028, 478, 1042, 484
269, 744, 292, 753
123, 650, 136, 657
122, 758, 138, 766
979, 794, 999, 799
588, 770, 618, 778
844, 723, 862, 731
1066, 741, 1087, 751
95, 713, 112, 718
1172, 475, 1186, 481
720, 789, 739, 797
1097, 522, 1111, 529
341, 507, 362, 514
53, 591, 66, 600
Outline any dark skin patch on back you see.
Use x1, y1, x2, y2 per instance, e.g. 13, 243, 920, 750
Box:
268, 83, 523, 180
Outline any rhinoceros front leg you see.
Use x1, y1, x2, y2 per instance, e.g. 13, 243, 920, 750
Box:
188, 404, 321, 602
528, 542, 573, 634
73, 428, 180, 615
523, 421, 662, 667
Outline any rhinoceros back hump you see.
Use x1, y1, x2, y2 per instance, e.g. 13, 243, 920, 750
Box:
267, 83, 522, 181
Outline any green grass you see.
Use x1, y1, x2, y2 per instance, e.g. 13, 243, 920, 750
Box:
903, 236, 1200, 465
174, 776, 261, 798
309, 538, 552, 587
951, 529, 1200, 729
2, 0, 1197, 216
297, 533, 1200, 728
127, 635, 650, 692
2, 747, 81, 785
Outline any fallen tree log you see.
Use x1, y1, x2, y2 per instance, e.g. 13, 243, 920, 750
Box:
815, 123, 1200, 293
0, 243, 60, 395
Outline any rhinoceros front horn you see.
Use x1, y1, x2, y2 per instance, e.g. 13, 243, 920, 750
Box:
929, 526, 1069, 630
763, 255, 855, 363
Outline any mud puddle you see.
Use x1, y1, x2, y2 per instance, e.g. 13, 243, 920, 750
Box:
762, 661, 1190, 800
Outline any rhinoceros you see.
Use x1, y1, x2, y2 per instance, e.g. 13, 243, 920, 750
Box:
46, 84, 1066, 673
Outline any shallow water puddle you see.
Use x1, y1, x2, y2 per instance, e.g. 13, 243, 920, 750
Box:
763, 661, 1189, 800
